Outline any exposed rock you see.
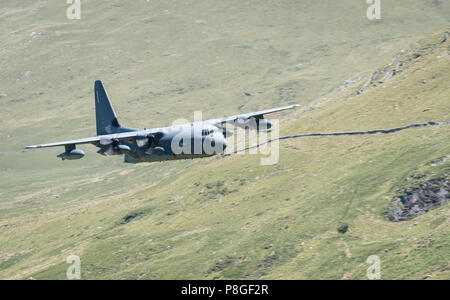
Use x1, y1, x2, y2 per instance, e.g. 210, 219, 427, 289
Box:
339, 77, 361, 90
388, 177, 449, 222
442, 32, 449, 43
207, 256, 235, 274
337, 223, 349, 234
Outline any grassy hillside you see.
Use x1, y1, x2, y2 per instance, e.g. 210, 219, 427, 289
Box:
0, 1, 449, 279
1, 0, 449, 211
0, 0, 450, 220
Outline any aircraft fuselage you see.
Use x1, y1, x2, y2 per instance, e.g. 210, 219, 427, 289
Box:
117, 123, 227, 163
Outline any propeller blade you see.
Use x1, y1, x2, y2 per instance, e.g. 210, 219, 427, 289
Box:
104, 145, 114, 156
136, 137, 149, 147
99, 138, 114, 146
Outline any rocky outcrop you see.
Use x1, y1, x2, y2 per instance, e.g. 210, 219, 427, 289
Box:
388, 177, 449, 222
357, 28, 450, 95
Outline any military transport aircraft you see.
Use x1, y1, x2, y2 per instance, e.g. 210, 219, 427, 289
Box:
26, 81, 300, 163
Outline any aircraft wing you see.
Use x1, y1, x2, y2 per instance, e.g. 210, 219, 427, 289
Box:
26, 104, 300, 149
204, 104, 300, 125
25, 131, 140, 149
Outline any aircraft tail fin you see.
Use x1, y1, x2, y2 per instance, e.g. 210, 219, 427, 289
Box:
94, 80, 132, 135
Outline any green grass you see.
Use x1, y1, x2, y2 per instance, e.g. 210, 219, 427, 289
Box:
0, 1, 449, 279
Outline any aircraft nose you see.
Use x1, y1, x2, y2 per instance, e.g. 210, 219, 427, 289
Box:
212, 136, 227, 153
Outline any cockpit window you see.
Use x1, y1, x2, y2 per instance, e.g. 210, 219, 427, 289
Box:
201, 129, 214, 136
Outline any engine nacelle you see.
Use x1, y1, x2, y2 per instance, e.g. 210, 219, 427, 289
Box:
97, 144, 131, 156
222, 128, 234, 137
116, 144, 131, 154
57, 149, 85, 160
256, 119, 273, 130
235, 118, 272, 130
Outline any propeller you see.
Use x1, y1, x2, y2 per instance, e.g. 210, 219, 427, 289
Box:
136, 134, 149, 147
97, 138, 130, 156
99, 137, 117, 146
135, 133, 163, 148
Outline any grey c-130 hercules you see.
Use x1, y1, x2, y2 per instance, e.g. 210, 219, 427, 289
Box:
26, 81, 300, 163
